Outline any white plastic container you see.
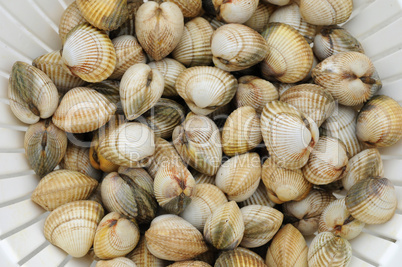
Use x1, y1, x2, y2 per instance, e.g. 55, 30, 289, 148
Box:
1, 0, 402, 266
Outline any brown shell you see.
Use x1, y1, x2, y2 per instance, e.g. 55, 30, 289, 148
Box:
126, 236, 167, 266
59, 1, 86, 42
215, 247, 266, 267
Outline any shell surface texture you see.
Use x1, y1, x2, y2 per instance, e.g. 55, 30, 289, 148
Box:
59, 1, 86, 42
126, 236, 166, 267
214, 0, 259, 24
148, 58, 186, 97
300, 0, 353, 26
215, 247, 267, 267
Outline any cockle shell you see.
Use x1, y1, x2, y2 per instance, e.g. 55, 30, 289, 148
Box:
215, 0, 259, 24
61, 23, 116, 83
176, 66, 238, 115
216, 153, 261, 202
44, 200, 104, 258
277, 82, 295, 96
165, 0, 202, 18
59, 1, 86, 42
308, 232, 352, 267
172, 17, 214, 67
245, 2, 275, 33
126, 236, 166, 267
193, 171, 216, 185
87, 80, 121, 112
109, 1, 142, 39
173, 114, 222, 175
265, 224, 308, 267
148, 58, 186, 97
260, 100, 319, 169
312, 52, 382, 106
94, 212, 140, 259
215, 247, 266, 267
238, 182, 276, 208
300, 0, 353, 26
168, 261, 211, 267
24, 119, 67, 177
135, 2, 184, 61
52, 87, 116, 133
356, 95, 402, 147
202, 14, 226, 30
8, 61, 59, 124
263, 0, 290, 5
262, 157, 312, 204
31, 169, 98, 211
261, 23, 314, 83
145, 215, 209, 261
96, 257, 137, 267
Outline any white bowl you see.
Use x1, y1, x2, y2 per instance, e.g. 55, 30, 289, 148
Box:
1, 0, 402, 266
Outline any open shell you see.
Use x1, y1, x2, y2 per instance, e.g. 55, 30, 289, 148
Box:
148, 58, 186, 97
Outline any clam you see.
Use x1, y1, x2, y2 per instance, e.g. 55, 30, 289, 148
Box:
52, 87, 117, 133
101, 167, 157, 224
94, 212, 140, 259
277, 82, 295, 96
61, 23, 116, 83
216, 153, 261, 202
126, 236, 167, 267
345, 177, 397, 224
165, 0, 202, 18
356, 95, 402, 147
145, 214, 209, 261
235, 75, 279, 114
8, 61, 59, 124
215, 247, 266, 267
319, 198, 365, 240
282, 189, 336, 235
260, 101, 319, 169
176, 66, 238, 115
263, 0, 290, 5
215, 0, 259, 24
32, 50, 86, 94
300, 0, 353, 26
135, 1, 184, 60
154, 162, 196, 214
280, 84, 335, 127
269, 3, 316, 44
261, 23, 314, 83
245, 2, 275, 33
172, 17, 214, 67
173, 114, 222, 175
192, 248, 217, 266
59, 1, 86, 42
202, 14, 226, 30
193, 171, 216, 185
31, 169, 98, 211
240, 205, 283, 248
238, 182, 276, 208
87, 80, 121, 112
180, 183, 227, 230
211, 24, 268, 72
206, 104, 232, 131
43, 200, 104, 258
342, 148, 384, 191
266, 224, 308, 267
120, 63, 164, 120
109, 35, 147, 80
76, 0, 128, 30
148, 58, 186, 97
109, 1, 142, 39
204, 201, 244, 250
168, 261, 211, 267
96, 257, 137, 267
308, 232, 352, 267
312, 52, 382, 106
88, 183, 103, 205
222, 107, 262, 156
24, 119, 67, 177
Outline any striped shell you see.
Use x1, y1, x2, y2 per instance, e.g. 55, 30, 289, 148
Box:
87, 80, 122, 113
126, 236, 166, 267
59, 1, 86, 42
166, 0, 202, 18
193, 171, 216, 185
300, 0, 353, 26
109, 1, 142, 39
96, 258, 137, 267
245, 2, 275, 33
148, 58, 186, 97
215, 0, 259, 24
215, 247, 266, 267
238, 182, 276, 208
168, 261, 211, 267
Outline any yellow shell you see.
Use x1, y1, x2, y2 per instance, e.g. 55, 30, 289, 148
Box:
215, 247, 266, 267
148, 58, 186, 97
59, 1, 86, 42
126, 236, 166, 267
300, 0, 353, 26
96, 257, 137, 267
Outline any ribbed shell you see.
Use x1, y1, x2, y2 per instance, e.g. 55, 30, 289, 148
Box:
216, 153, 261, 202
126, 236, 166, 267
245, 3, 275, 33
342, 148, 384, 191
135, 2, 184, 61
176, 66, 238, 115
260, 101, 319, 169
180, 184, 228, 230
32, 51, 86, 94
312, 52, 382, 106
202, 14, 226, 30
264, 0, 291, 5
211, 24, 268, 72
261, 23, 314, 83
148, 58, 186, 97
321, 105, 364, 157
145, 215, 209, 261
168, 261, 211, 267
99, 122, 155, 168
101, 168, 157, 224
300, 0, 353, 25
240, 205, 283, 248
262, 157, 312, 204
52, 87, 116, 133
173, 114, 222, 175
216, 0, 259, 24
265, 224, 308, 267
110, 35, 146, 79
356, 95, 402, 147
319, 198, 365, 240
345, 177, 397, 224
87, 80, 121, 112
172, 17, 214, 67
166, 0, 202, 17
94, 212, 140, 259
235, 75, 279, 114
59, 1, 86, 42
269, 3, 316, 44
31, 169, 98, 211
207, 103, 232, 130
24, 120, 67, 177
61, 23, 116, 83
8, 61, 59, 124
308, 232, 352, 267
96, 257, 137, 267
277, 83, 295, 96
215, 247, 266, 267
154, 162, 196, 214
280, 84, 335, 127
193, 172, 216, 185
109, 1, 142, 39
43, 200, 104, 258
238, 182, 276, 208
76, 0, 128, 31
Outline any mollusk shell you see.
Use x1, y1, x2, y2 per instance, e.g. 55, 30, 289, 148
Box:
165, 0, 202, 18
126, 236, 167, 267
215, 0, 259, 24
215, 247, 266, 267
148, 58, 186, 97
300, 0, 353, 26
168, 261, 211, 267
96, 257, 137, 267
59, 1, 86, 42
109, 1, 142, 39
264, 0, 290, 5
87, 80, 121, 113
238, 182, 276, 208
245, 2, 275, 33
193, 171, 216, 185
